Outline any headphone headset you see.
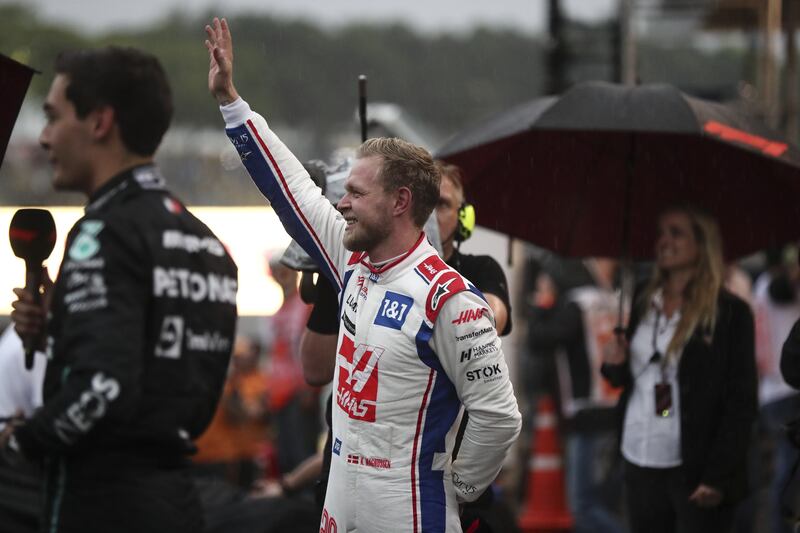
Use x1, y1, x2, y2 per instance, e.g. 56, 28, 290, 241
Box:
455, 200, 475, 243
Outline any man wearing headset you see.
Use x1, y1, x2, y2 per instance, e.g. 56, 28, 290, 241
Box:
434, 162, 514, 531
435, 162, 511, 336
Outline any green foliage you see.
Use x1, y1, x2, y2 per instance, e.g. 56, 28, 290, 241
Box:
0, 4, 750, 147
0, 4, 550, 143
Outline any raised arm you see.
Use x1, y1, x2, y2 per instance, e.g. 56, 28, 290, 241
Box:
205, 17, 239, 107
206, 17, 348, 289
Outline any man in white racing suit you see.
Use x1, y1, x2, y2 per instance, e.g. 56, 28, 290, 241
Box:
205, 17, 521, 532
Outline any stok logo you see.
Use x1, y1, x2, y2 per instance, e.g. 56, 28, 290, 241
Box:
466, 363, 503, 382
337, 336, 384, 422
452, 307, 488, 325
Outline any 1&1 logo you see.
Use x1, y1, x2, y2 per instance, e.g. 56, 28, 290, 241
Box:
374, 291, 413, 331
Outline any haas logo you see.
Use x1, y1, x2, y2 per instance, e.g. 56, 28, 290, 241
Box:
337, 336, 384, 422
452, 307, 488, 325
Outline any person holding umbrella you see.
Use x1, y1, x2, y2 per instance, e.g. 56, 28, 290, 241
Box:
601, 205, 757, 533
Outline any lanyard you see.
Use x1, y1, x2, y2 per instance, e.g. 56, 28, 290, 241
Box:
650, 309, 669, 383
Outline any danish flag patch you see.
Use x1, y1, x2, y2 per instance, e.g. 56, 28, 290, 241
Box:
414, 255, 449, 284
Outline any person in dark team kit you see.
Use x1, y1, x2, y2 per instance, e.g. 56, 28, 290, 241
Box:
435, 162, 516, 531
435, 162, 511, 336
4, 47, 238, 533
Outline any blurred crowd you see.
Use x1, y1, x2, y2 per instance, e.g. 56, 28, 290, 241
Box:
522, 235, 800, 533
6, 209, 800, 533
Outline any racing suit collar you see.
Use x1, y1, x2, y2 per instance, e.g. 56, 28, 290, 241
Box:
361, 232, 426, 275
87, 164, 164, 213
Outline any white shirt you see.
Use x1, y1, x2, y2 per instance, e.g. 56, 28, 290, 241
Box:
0, 326, 46, 431
753, 272, 800, 406
621, 291, 683, 468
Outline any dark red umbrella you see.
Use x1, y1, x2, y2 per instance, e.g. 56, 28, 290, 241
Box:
0, 53, 36, 167
436, 81, 800, 260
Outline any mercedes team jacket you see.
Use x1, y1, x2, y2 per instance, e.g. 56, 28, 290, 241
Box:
15, 165, 238, 462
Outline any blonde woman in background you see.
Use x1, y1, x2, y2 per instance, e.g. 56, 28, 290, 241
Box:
602, 205, 757, 533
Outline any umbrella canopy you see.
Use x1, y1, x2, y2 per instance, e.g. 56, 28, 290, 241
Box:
436, 81, 800, 260
0, 54, 35, 167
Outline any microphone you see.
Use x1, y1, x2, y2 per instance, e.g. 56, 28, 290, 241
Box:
358, 74, 367, 143
9, 208, 56, 370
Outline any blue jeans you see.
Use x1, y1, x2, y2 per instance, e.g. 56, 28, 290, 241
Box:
762, 394, 800, 533
565, 431, 627, 533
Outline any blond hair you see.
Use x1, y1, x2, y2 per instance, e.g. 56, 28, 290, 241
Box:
357, 138, 440, 227
643, 206, 724, 355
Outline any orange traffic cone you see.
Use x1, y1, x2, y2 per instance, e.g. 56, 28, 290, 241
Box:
518, 396, 573, 533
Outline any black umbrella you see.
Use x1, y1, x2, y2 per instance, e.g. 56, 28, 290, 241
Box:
436, 81, 800, 261
0, 53, 36, 167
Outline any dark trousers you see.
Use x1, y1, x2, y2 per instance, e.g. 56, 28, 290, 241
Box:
624, 460, 736, 533
0, 456, 41, 533
41, 455, 203, 533
275, 395, 319, 474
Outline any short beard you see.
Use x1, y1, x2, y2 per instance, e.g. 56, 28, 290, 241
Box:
343, 222, 391, 252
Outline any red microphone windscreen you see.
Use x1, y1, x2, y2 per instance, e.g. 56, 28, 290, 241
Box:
9, 208, 56, 263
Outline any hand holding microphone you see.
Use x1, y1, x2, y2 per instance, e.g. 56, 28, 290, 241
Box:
9, 208, 56, 369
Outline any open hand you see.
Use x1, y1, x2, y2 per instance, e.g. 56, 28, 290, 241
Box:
205, 17, 239, 105
0, 410, 23, 448
251, 478, 284, 499
688, 483, 722, 508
